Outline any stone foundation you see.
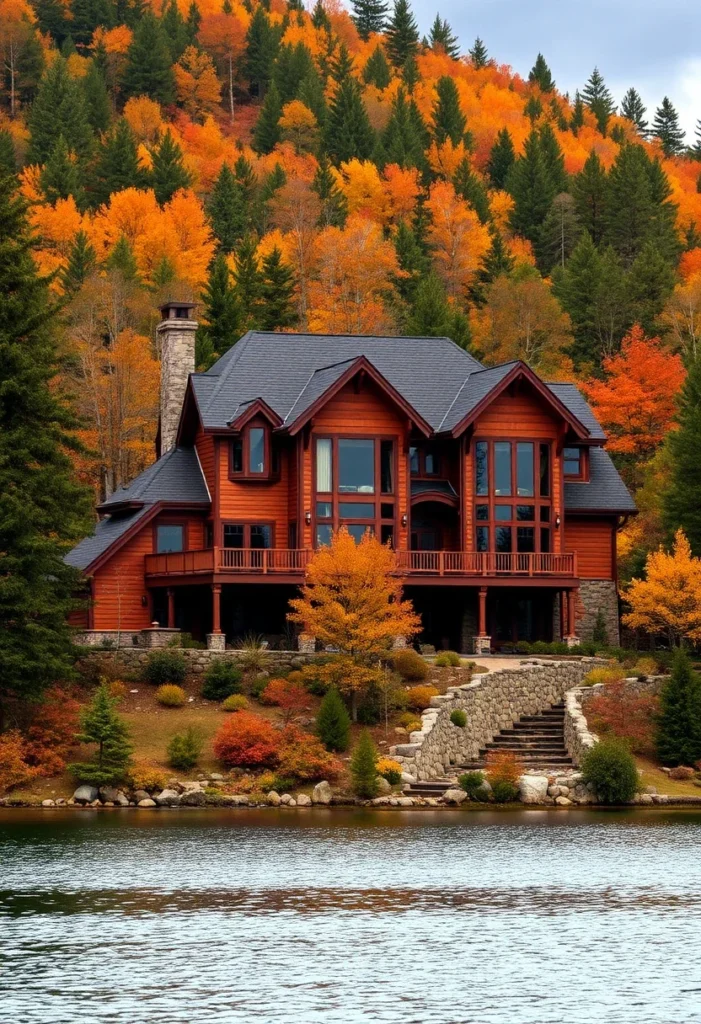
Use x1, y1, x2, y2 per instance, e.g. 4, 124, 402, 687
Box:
206, 633, 226, 651
474, 636, 491, 656
75, 628, 181, 649
77, 647, 319, 676
576, 579, 620, 645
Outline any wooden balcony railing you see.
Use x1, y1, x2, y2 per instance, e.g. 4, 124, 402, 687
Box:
145, 548, 577, 579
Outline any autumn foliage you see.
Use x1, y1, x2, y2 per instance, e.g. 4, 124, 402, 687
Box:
259, 678, 309, 724
624, 529, 701, 646
587, 679, 658, 755
213, 711, 281, 769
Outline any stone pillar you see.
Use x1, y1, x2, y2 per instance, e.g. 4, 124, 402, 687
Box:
297, 633, 316, 653
167, 588, 175, 629
575, 579, 620, 645
207, 632, 226, 651
156, 303, 197, 456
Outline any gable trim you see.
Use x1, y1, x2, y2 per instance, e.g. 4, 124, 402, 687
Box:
227, 397, 284, 431
82, 501, 209, 577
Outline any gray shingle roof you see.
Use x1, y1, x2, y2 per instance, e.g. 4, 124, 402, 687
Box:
100, 446, 210, 509
565, 447, 636, 513
65, 504, 154, 571
438, 363, 518, 433
547, 383, 606, 441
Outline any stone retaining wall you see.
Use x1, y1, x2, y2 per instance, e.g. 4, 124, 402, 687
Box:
563, 688, 598, 765
80, 647, 317, 676
390, 659, 598, 781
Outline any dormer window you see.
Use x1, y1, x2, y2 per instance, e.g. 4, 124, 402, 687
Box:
230, 422, 275, 480
563, 446, 587, 481
249, 427, 265, 474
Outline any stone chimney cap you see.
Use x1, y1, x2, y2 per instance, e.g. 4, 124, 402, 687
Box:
159, 300, 197, 321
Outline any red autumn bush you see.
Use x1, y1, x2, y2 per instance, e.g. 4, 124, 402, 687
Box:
213, 711, 281, 769
277, 726, 343, 782
0, 731, 40, 793
668, 765, 695, 780
587, 678, 658, 755
259, 678, 309, 724
23, 686, 81, 776
485, 749, 524, 786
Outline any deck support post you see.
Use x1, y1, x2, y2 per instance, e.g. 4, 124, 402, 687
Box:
211, 583, 222, 634
565, 588, 580, 647
167, 588, 175, 629
475, 586, 491, 655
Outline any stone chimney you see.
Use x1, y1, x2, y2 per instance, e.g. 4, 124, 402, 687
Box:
157, 300, 197, 456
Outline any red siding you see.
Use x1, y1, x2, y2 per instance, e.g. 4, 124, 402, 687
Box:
216, 443, 291, 548
195, 428, 215, 497
565, 517, 615, 578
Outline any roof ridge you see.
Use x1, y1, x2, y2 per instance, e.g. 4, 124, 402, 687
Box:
203, 331, 255, 411
437, 373, 473, 432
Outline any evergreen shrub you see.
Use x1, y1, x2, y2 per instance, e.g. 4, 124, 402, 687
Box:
316, 687, 351, 751
435, 651, 461, 667
581, 739, 638, 804
450, 709, 467, 727
656, 649, 701, 767
144, 649, 187, 686
222, 694, 248, 712
391, 649, 428, 681
167, 727, 203, 770
201, 660, 242, 701
459, 770, 486, 799
350, 729, 378, 798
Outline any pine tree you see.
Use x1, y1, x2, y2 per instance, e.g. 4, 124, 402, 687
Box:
233, 235, 263, 329
350, 729, 378, 797
428, 14, 459, 59
70, 0, 113, 47
582, 66, 616, 134
538, 122, 567, 193
627, 241, 675, 335
185, 0, 201, 43
206, 163, 247, 253
604, 143, 678, 267
68, 684, 133, 785
528, 53, 554, 92
572, 150, 608, 245
273, 41, 316, 103
570, 90, 585, 133
161, 0, 189, 61
506, 129, 556, 245
310, 0, 330, 30
122, 10, 175, 104
28, 56, 94, 165
537, 192, 581, 272
652, 96, 686, 157
107, 235, 140, 283
385, 0, 419, 69
401, 54, 419, 92
655, 650, 701, 767
196, 253, 242, 369
382, 87, 425, 169
523, 94, 542, 125
470, 228, 516, 306
689, 120, 701, 160
392, 218, 429, 302
151, 129, 191, 205
405, 271, 465, 343
61, 229, 97, 294
312, 157, 348, 227
621, 87, 648, 137
298, 69, 327, 125
0, 178, 92, 721
0, 131, 16, 175
244, 4, 279, 95
362, 44, 391, 89
351, 0, 388, 41
17, 29, 46, 108
665, 357, 701, 555
91, 118, 143, 207
40, 135, 84, 206
453, 158, 490, 223
82, 59, 111, 134
468, 37, 489, 69
33, 0, 71, 46
432, 75, 466, 147
486, 128, 515, 189
324, 76, 375, 163
258, 247, 296, 331
316, 687, 351, 752
253, 81, 282, 154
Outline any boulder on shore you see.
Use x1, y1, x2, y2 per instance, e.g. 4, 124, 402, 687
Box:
155, 789, 181, 807
443, 788, 467, 805
73, 785, 98, 804
312, 781, 332, 805
518, 775, 548, 804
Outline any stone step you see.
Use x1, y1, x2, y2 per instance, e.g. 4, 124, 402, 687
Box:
459, 757, 573, 770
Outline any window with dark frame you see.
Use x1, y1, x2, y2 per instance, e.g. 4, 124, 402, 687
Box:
409, 445, 441, 477
223, 523, 272, 549
314, 436, 397, 547
156, 524, 184, 553
230, 422, 278, 479
563, 446, 584, 479
472, 440, 552, 554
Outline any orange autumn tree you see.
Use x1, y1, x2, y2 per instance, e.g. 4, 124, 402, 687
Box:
623, 529, 701, 647
425, 180, 491, 299
174, 46, 222, 120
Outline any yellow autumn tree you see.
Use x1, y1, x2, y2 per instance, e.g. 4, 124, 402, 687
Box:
279, 100, 318, 154
623, 529, 701, 647
425, 180, 491, 298
174, 46, 222, 120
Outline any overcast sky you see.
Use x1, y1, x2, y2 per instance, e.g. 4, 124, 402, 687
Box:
407, 0, 701, 140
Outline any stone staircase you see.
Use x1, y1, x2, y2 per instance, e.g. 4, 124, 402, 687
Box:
457, 702, 572, 771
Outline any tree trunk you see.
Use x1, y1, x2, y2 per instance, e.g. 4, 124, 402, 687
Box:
228, 56, 235, 124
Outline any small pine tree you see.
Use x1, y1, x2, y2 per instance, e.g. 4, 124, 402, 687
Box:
351, 0, 388, 40
468, 37, 489, 69
253, 81, 283, 154
536, 192, 581, 272
161, 0, 189, 61
385, 0, 419, 69
428, 14, 459, 59
665, 355, 701, 553
620, 87, 648, 137
28, 56, 94, 166
207, 163, 247, 253
486, 127, 515, 189
592, 609, 608, 645
656, 649, 701, 767
91, 118, 143, 207
69, 684, 133, 785
690, 120, 701, 161
572, 150, 608, 245
40, 135, 84, 206
528, 53, 554, 92
82, 59, 111, 134
0, 130, 16, 175
506, 129, 556, 245
570, 90, 585, 133
122, 10, 175, 104
652, 96, 686, 157
60, 229, 96, 294
106, 234, 140, 283
317, 687, 351, 752
581, 66, 616, 134
259, 247, 296, 331
244, 5, 279, 95
382, 86, 425, 170
350, 729, 378, 797
432, 75, 466, 147
362, 44, 391, 89
151, 129, 192, 205
453, 158, 490, 223
324, 76, 375, 163
196, 253, 243, 369
313, 156, 348, 227
233, 235, 263, 329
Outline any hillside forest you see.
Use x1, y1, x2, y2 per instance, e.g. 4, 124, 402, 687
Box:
3, 0, 701, 581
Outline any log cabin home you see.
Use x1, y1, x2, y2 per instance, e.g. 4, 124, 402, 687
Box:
67, 301, 636, 653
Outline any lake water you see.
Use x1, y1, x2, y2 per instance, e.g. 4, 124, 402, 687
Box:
1, 808, 701, 1024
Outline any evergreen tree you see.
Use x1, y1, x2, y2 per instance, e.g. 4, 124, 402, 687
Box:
385, 0, 419, 69
151, 129, 192, 205
17, 28, 45, 108
350, 729, 378, 797
570, 90, 585, 133
486, 128, 515, 189
253, 81, 282, 154
432, 75, 466, 147
298, 69, 327, 125
91, 118, 143, 207
665, 357, 701, 555
652, 96, 686, 157
392, 218, 429, 302
258, 248, 296, 331
428, 14, 459, 59
70, 0, 113, 47
28, 56, 94, 165
0, 178, 92, 721
528, 53, 554, 92
453, 158, 490, 223
233, 235, 263, 329
604, 144, 678, 267
0, 131, 16, 175
206, 163, 247, 253
404, 271, 470, 347
244, 4, 279, 95
185, 0, 201, 42
273, 41, 316, 103
572, 150, 608, 245
316, 687, 351, 752
537, 192, 581, 272
538, 122, 567, 193
61, 229, 97, 294
310, 0, 330, 30
362, 44, 391, 89
523, 94, 542, 125
33, 0, 71, 46
82, 59, 111, 134
196, 253, 242, 369
122, 10, 175, 104
401, 54, 419, 92
312, 157, 348, 227
655, 650, 701, 767
582, 66, 616, 134
470, 228, 516, 305
324, 76, 375, 163
627, 241, 675, 335
68, 684, 133, 785
106, 235, 140, 283
351, 0, 388, 41
468, 37, 489, 69
40, 135, 84, 206
506, 129, 556, 244
382, 86, 425, 169
161, 0, 189, 61
689, 120, 701, 160
620, 87, 648, 137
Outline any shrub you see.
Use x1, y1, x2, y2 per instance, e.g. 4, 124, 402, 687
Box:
201, 660, 242, 701
592, 609, 609, 645
260, 678, 309, 723
631, 656, 658, 679
459, 770, 485, 798
587, 678, 658, 755
0, 731, 40, 793
582, 664, 626, 687
222, 694, 249, 712
581, 739, 639, 804
350, 729, 378, 798
68, 684, 133, 786
316, 687, 351, 752
213, 711, 281, 769
156, 684, 187, 708
435, 650, 461, 667
277, 726, 343, 782
23, 685, 80, 776
391, 649, 428, 682
405, 684, 439, 711
668, 765, 695, 780
144, 649, 187, 686
356, 682, 382, 725
398, 712, 421, 732
235, 633, 269, 674
485, 749, 523, 786
108, 681, 128, 701
656, 649, 701, 767
376, 757, 402, 785
491, 780, 519, 803
167, 727, 204, 770
173, 632, 205, 650
128, 760, 168, 792
75, 654, 124, 686
450, 709, 467, 728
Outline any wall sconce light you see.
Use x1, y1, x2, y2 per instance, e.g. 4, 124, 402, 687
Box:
305, 510, 312, 526
141, 595, 148, 607
401, 514, 408, 528
555, 514, 561, 529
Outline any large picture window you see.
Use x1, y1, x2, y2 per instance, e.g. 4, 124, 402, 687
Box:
472, 440, 552, 554
156, 524, 184, 553
313, 436, 397, 546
